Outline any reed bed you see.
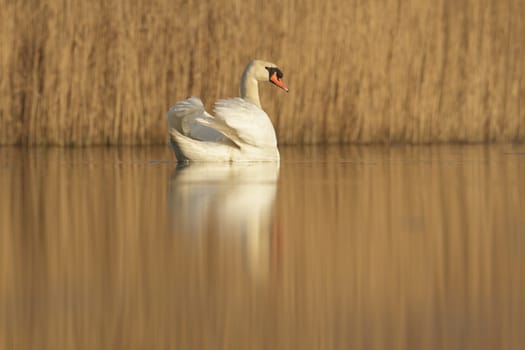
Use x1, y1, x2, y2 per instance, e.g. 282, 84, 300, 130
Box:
0, 0, 524, 145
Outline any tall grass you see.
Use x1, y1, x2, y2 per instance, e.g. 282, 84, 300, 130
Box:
1, 0, 524, 145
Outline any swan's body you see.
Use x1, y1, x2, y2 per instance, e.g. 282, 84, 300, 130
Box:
167, 60, 288, 162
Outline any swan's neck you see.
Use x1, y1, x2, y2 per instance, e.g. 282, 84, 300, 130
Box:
240, 68, 262, 109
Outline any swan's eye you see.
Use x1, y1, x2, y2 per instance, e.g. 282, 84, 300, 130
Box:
267, 67, 289, 92
265, 67, 283, 81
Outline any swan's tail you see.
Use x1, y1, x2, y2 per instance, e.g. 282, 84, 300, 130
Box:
167, 97, 225, 140
170, 129, 235, 162
167, 97, 204, 137
168, 97, 229, 161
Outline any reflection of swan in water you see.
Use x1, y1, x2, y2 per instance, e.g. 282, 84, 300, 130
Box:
168, 162, 280, 281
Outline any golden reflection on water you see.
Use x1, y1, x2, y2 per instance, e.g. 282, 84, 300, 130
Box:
169, 162, 279, 283
1, 145, 524, 349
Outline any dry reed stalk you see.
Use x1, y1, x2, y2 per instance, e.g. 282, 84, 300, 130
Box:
0, 0, 524, 145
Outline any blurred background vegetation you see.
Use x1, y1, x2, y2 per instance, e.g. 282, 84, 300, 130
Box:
0, 0, 523, 145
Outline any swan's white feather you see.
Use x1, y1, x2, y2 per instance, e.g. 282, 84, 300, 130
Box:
212, 98, 277, 147
170, 128, 237, 162
168, 97, 280, 162
167, 97, 223, 142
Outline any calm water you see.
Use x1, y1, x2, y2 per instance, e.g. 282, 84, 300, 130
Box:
1, 145, 524, 349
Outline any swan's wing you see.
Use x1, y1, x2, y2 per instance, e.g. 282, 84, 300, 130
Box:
202, 98, 278, 147
167, 96, 223, 142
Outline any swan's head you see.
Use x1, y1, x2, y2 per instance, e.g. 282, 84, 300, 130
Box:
245, 60, 289, 92
265, 65, 289, 92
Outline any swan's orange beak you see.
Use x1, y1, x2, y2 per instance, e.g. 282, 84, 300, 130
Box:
270, 72, 289, 92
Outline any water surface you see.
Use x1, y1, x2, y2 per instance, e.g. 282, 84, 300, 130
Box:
1, 145, 524, 349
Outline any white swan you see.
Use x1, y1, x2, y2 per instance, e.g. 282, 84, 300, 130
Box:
167, 60, 288, 162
